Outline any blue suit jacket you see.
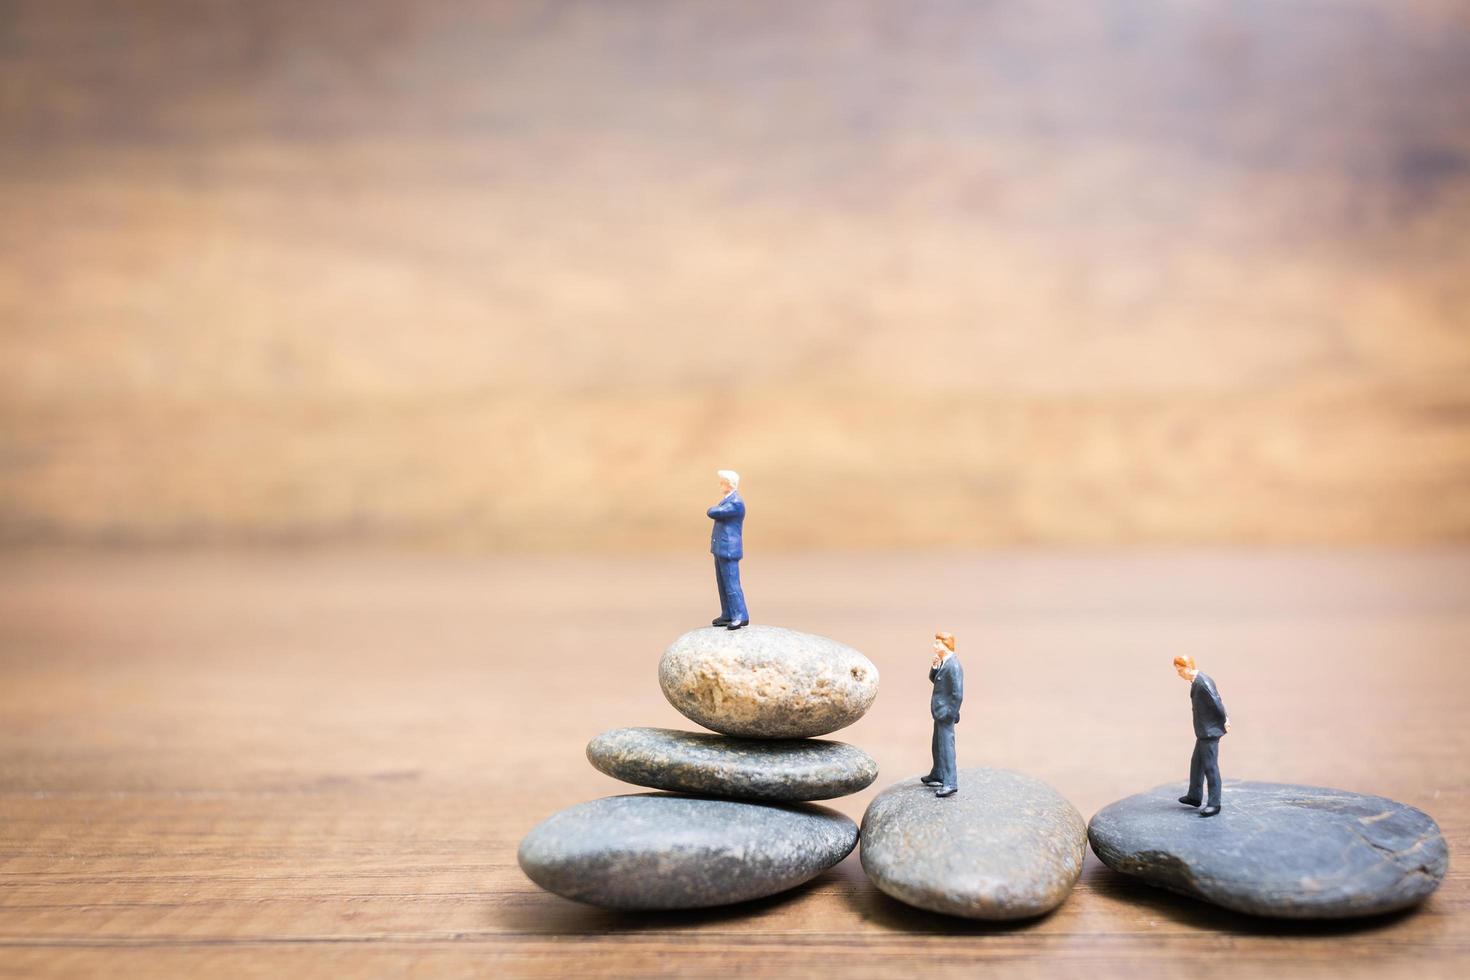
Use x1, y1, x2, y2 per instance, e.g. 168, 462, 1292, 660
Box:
929, 655, 963, 724
708, 492, 744, 559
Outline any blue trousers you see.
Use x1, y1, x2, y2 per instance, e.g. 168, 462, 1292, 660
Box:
929, 720, 957, 788
1187, 737, 1222, 806
714, 557, 748, 624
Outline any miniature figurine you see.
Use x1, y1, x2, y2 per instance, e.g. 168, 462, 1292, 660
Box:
1174, 655, 1230, 817
708, 470, 748, 630
920, 631, 963, 797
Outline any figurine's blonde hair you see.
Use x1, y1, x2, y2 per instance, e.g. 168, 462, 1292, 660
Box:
717, 469, 740, 488
1173, 655, 1196, 671
935, 631, 956, 652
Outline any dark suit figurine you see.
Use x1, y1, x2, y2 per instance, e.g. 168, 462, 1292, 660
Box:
1174, 656, 1229, 817
708, 470, 748, 630
920, 632, 963, 797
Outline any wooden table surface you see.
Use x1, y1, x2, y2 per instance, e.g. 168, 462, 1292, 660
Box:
1, 550, 1466, 978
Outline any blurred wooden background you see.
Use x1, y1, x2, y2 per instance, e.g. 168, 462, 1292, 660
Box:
2, 0, 1469, 549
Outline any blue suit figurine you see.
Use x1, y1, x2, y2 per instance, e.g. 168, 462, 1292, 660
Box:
921, 632, 963, 797
1174, 655, 1229, 817
708, 470, 748, 630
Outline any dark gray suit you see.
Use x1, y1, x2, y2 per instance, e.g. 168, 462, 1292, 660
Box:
926, 655, 964, 790
1186, 672, 1228, 807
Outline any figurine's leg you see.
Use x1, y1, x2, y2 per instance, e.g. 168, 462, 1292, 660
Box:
1181, 740, 1204, 806
1201, 738, 1222, 812
723, 559, 748, 628
712, 558, 731, 625
935, 721, 957, 795
921, 722, 942, 783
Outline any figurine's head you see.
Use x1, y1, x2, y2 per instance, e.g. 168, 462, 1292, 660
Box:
933, 631, 956, 659
717, 469, 740, 497
1173, 655, 1198, 681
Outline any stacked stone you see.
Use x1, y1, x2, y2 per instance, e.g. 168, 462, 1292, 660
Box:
518, 625, 881, 910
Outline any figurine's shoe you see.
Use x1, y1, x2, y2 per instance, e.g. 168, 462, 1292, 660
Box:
935, 785, 958, 797
1178, 795, 1202, 807
711, 617, 731, 627
725, 620, 748, 630
1199, 804, 1222, 817
919, 774, 942, 786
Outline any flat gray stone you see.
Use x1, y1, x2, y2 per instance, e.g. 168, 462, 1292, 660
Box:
518, 793, 858, 909
587, 726, 878, 801
1088, 781, 1448, 918
860, 768, 1087, 920
658, 625, 879, 738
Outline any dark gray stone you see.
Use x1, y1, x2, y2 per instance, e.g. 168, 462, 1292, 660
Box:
860, 768, 1088, 920
587, 727, 878, 801
518, 793, 858, 909
1088, 781, 1449, 918
658, 625, 879, 738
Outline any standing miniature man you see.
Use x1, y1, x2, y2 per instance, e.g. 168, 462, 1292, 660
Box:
708, 470, 748, 630
1174, 655, 1230, 817
921, 631, 963, 797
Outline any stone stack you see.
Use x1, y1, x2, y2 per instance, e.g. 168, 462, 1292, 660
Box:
518, 625, 881, 910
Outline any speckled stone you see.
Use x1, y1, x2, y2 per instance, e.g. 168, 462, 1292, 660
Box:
518, 793, 858, 909
658, 625, 879, 738
1088, 781, 1448, 918
586, 726, 878, 801
859, 768, 1087, 920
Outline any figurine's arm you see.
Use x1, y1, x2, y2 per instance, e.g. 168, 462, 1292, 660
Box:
1209, 682, 1229, 731
709, 497, 746, 520
952, 664, 964, 706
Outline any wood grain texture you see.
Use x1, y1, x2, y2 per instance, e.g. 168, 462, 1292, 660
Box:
0, 550, 1466, 978
3, 0, 1470, 547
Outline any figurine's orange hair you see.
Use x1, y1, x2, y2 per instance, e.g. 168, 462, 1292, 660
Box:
1173, 655, 1196, 670
935, 631, 956, 652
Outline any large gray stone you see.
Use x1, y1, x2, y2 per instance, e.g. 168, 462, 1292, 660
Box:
518, 793, 858, 909
587, 726, 878, 801
658, 625, 879, 738
1088, 781, 1448, 918
860, 768, 1087, 920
